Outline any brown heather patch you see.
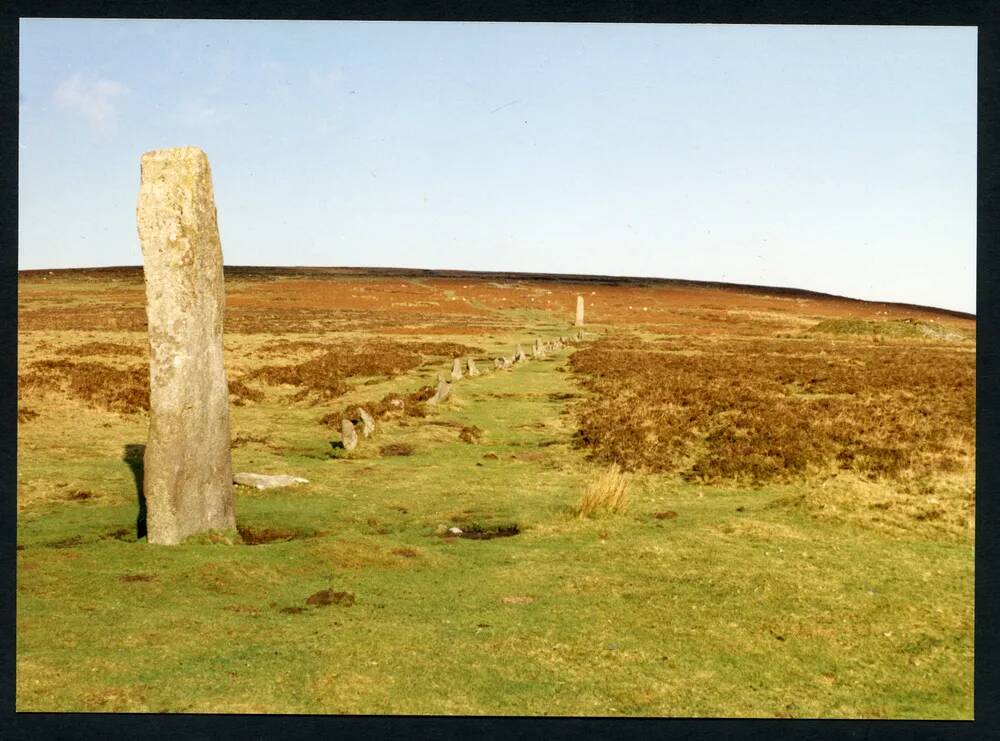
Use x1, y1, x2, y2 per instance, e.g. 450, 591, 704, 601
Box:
569, 336, 974, 488
249, 339, 480, 403
321, 385, 438, 427
18, 407, 39, 423
228, 377, 264, 405
62, 341, 145, 358
19, 307, 148, 332
380, 443, 416, 457
248, 339, 420, 400
19, 359, 149, 414
459, 425, 483, 444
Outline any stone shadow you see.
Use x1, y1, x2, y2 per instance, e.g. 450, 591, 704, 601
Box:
123, 444, 147, 540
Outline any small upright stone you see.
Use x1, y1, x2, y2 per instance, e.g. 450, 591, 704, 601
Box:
502, 356, 513, 369
451, 358, 463, 380
137, 146, 234, 545
341, 419, 358, 451
358, 407, 376, 438
514, 345, 527, 363
494, 357, 504, 370
575, 295, 585, 326
532, 339, 545, 359
467, 357, 480, 377
427, 378, 452, 405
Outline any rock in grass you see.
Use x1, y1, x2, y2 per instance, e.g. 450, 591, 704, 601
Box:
358, 407, 376, 438
233, 473, 309, 490
341, 419, 358, 451
467, 357, 480, 376
137, 146, 235, 545
451, 358, 463, 379
493, 357, 504, 370
514, 345, 527, 363
427, 378, 452, 405
503, 356, 513, 369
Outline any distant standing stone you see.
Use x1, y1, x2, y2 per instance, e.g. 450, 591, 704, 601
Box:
494, 357, 504, 370
502, 356, 513, 369
514, 345, 527, 363
233, 472, 309, 490
137, 146, 235, 545
467, 357, 480, 376
575, 295, 585, 326
358, 407, 376, 438
427, 378, 452, 405
451, 358, 463, 380
341, 419, 358, 451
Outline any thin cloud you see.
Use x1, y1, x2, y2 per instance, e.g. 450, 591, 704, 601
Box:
52, 73, 129, 132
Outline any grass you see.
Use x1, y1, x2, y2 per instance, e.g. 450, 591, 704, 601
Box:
15, 269, 975, 717
575, 464, 631, 518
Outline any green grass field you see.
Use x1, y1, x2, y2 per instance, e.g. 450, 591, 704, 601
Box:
16, 326, 973, 717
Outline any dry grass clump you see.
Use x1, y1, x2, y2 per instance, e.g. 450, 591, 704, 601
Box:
19, 359, 149, 414
569, 336, 974, 488
575, 464, 631, 518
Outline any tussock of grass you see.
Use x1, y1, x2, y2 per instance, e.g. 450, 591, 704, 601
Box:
575, 464, 631, 518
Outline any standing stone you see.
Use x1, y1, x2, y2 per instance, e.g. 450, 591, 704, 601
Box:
451, 358, 463, 379
494, 357, 504, 370
514, 345, 527, 363
533, 338, 545, 359
467, 357, 479, 376
502, 356, 513, 369
427, 378, 452, 405
575, 295, 585, 326
137, 146, 234, 545
341, 419, 358, 451
358, 407, 375, 438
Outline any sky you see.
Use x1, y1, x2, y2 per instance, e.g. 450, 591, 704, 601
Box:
19, 20, 977, 313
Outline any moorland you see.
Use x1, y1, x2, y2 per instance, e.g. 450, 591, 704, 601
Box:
16, 266, 975, 717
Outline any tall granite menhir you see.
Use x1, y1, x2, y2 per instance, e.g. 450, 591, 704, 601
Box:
136, 147, 235, 545
575, 295, 585, 326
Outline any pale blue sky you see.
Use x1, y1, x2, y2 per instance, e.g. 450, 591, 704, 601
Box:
19, 20, 976, 313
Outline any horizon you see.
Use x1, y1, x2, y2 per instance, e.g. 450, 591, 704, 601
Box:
18, 20, 977, 314
17, 262, 976, 318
